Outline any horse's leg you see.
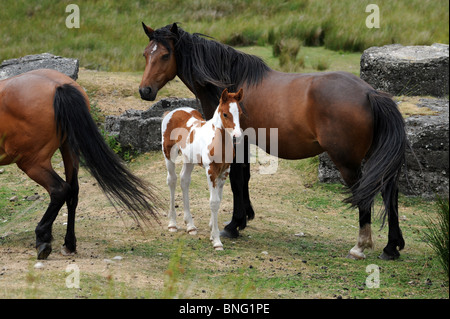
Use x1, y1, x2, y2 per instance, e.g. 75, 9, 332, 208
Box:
243, 151, 255, 221
379, 183, 404, 260
206, 167, 224, 250
60, 143, 79, 256
333, 161, 374, 260
180, 162, 196, 234
165, 158, 178, 232
18, 161, 70, 259
221, 162, 245, 238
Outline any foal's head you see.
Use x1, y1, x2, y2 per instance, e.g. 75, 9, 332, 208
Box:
218, 88, 244, 138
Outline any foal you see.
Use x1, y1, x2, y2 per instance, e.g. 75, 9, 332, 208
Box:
161, 88, 243, 250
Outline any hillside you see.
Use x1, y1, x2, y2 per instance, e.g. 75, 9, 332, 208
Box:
1, 0, 448, 71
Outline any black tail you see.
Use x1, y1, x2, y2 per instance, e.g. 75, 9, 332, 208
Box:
53, 83, 161, 225
346, 90, 407, 227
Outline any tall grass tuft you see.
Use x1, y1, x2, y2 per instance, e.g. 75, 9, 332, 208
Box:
423, 197, 449, 278
273, 38, 304, 72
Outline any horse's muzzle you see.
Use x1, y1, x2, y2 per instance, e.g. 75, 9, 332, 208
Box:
139, 86, 156, 101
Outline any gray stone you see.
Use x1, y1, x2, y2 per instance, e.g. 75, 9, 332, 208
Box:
0, 53, 79, 80
318, 98, 449, 199
105, 98, 202, 153
360, 43, 449, 97
401, 98, 449, 198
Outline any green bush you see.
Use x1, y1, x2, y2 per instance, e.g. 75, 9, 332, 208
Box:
423, 197, 449, 278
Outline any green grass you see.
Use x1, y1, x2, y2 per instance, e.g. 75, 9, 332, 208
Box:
1, 0, 448, 72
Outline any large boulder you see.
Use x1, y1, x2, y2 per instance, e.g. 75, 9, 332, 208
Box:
360, 43, 449, 97
318, 98, 449, 199
0, 53, 79, 80
105, 98, 202, 153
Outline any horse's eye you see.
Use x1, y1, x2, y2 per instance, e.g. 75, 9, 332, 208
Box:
223, 113, 228, 118
162, 54, 170, 60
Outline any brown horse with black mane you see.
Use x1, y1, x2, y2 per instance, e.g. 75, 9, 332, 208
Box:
1, 69, 160, 259
139, 23, 407, 260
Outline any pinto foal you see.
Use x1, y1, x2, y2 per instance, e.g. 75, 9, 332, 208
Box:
161, 88, 243, 250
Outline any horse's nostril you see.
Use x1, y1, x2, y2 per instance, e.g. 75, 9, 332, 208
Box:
139, 87, 151, 97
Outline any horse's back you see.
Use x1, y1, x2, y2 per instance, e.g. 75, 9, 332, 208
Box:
242, 70, 375, 160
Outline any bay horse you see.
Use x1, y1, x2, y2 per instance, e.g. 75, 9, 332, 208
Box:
139, 23, 407, 260
0, 69, 160, 259
162, 88, 243, 250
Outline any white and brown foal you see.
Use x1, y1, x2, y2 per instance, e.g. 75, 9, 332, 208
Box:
161, 88, 243, 250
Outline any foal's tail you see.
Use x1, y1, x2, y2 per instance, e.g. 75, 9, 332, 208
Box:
346, 90, 407, 229
53, 83, 161, 225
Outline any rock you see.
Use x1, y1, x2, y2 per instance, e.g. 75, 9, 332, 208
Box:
0, 53, 79, 80
105, 98, 203, 153
318, 98, 449, 199
360, 43, 449, 97
25, 194, 40, 201
9, 196, 18, 202
400, 98, 449, 198
0, 168, 4, 174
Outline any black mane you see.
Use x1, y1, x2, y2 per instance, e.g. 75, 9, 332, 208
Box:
151, 24, 270, 110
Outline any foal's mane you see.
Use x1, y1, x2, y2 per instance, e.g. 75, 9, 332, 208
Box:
151, 24, 270, 106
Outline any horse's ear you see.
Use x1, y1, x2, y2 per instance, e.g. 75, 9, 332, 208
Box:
142, 22, 154, 39
235, 88, 244, 102
220, 88, 229, 103
170, 23, 179, 36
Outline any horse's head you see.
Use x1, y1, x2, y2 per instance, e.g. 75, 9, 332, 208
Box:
139, 23, 178, 101
218, 88, 244, 138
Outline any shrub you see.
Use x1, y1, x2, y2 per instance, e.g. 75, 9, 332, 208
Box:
423, 196, 449, 278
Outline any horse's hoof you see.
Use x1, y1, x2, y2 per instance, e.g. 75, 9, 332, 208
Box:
220, 229, 239, 239
346, 249, 366, 260
214, 245, 224, 251
61, 245, 76, 256
187, 229, 197, 235
346, 253, 365, 260
378, 251, 399, 261
37, 243, 52, 260
168, 226, 178, 232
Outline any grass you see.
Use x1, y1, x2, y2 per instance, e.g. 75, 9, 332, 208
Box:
423, 197, 449, 278
1, 147, 448, 299
1, 0, 448, 72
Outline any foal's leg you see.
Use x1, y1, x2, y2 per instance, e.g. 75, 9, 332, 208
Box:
165, 158, 178, 232
18, 160, 70, 259
60, 143, 80, 255
206, 167, 224, 250
180, 163, 197, 234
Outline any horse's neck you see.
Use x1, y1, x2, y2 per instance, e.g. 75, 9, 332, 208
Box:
176, 73, 219, 120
